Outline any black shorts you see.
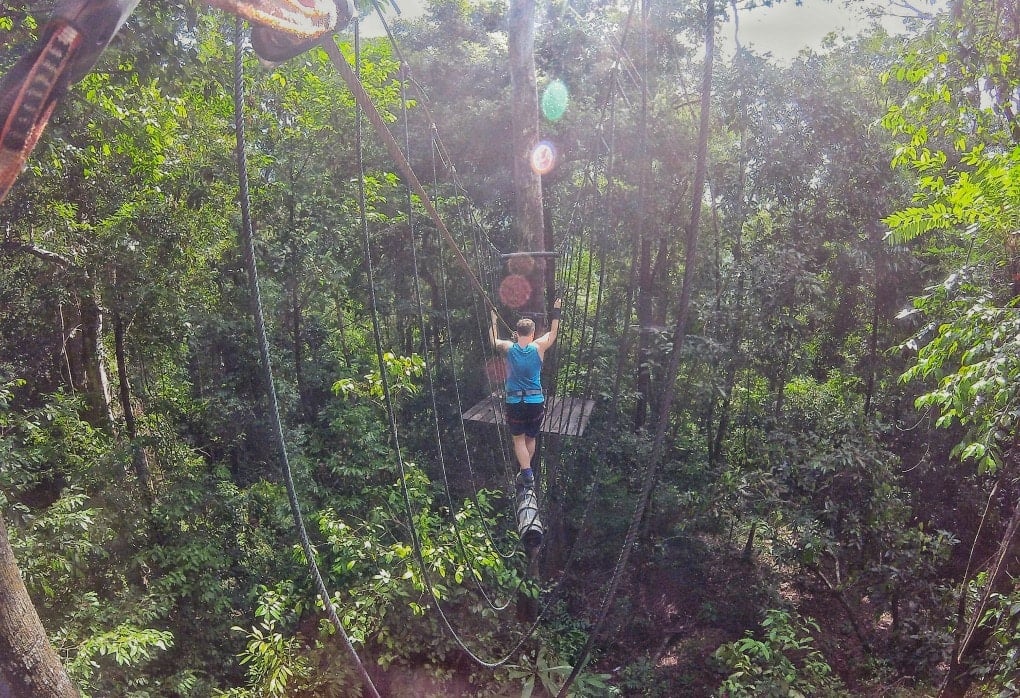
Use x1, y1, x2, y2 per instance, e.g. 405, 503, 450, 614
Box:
506, 401, 545, 438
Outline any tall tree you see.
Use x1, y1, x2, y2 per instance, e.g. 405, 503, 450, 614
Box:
508, 0, 548, 321
0, 515, 79, 698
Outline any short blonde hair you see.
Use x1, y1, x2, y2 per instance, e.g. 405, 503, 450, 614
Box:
516, 318, 536, 337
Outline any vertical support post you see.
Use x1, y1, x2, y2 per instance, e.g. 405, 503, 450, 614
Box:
508, 0, 547, 326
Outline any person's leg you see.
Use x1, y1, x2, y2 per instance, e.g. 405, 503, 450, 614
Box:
512, 433, 532, 471
517, 408, 543, 489
513, 435, 535, 487
520, 404, 543, 484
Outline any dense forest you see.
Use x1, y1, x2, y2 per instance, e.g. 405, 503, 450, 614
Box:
0, 0, 1018, 695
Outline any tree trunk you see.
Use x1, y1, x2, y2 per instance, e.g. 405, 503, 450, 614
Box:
542, 185, 557, 316
335, 291, 350, 368
508, 0, 547, 619
79, 290, 116, 433
634, 237, 653, 430
742, 521, 757, 561
641, 0, 716, 539
508, 0, 546, 322
0, 516, 80, 698
632, 1, 652, 431
113, 311, 152, 493
863, 263, 881, 417
709, 133, 748, 466
4, 244, 115, 431
711, 255, 745, 457
291, 276, 304, 416
284, 188, 309, 421
612, 221, 642, 403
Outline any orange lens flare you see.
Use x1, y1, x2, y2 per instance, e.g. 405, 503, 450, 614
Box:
499, 274, 532, 309
530, 141, 556, 175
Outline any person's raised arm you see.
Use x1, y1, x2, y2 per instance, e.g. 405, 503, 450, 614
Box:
535, 298, 561, 353
491, 308, 512, 353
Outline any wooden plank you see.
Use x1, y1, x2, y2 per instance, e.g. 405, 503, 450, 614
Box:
461, 393, 503, 424
542, 395, 595, 436
462, 394, 595, 436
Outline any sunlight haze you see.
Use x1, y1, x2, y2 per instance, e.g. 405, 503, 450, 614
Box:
360, 0, 941, 55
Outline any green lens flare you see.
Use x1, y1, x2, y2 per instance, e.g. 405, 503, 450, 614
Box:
541, 79, 568, 121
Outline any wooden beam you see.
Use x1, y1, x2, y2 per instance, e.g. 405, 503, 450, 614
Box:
462, 394, 595, 437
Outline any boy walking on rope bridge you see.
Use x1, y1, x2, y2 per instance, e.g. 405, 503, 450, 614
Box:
490, 298, 562, 489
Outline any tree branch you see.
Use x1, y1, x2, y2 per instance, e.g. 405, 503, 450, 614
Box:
2, 239, 77, 274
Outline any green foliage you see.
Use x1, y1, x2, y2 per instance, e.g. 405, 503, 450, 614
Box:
506, 646, 617, 698
226, 587, 313, 698
977, 590, 1020, 697
713, 609, 845, 698
881, 3, 1020, 471
333, 351, 426, 401
2, 0, 1010, 695
877, 4, 1020, 694
223, 464, 525, 696
70, 625, 175, 673
726, 373, 917, 572
713, 365, 962, 689
320, 464, 519, 641
8, 487, 101, 599
0, 382, 187, 696
901, 290, 1020, 473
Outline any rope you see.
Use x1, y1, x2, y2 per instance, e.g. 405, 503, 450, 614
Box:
342, 0, 625, 641
424, 120, 523, 566
333, 24, 538, 602
338, 16, 634, 666
231, 22, 380, 698
321, 37, 513, 334
556, 0, 716, 692
330, 4, 639, 681
395, 62, 524, 609
337, 3, 687, 689
348, 25, 542, 667
526, 0, 635, 558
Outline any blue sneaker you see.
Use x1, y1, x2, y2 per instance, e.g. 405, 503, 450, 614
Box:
516, 468, 535, 490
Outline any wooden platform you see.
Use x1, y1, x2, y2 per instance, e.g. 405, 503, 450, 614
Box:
462, 394, 595, 437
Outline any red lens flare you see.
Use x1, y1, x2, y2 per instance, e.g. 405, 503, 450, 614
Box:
499, 274, 532, 309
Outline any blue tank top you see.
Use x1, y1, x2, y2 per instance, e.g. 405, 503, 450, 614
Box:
505, 343, 544, 404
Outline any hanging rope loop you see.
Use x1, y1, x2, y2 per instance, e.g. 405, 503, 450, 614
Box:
232, 21, 381, 697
